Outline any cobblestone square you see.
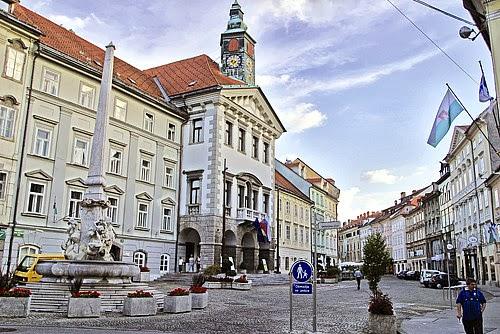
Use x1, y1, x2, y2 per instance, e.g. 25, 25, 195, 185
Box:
0, 276, 457, 334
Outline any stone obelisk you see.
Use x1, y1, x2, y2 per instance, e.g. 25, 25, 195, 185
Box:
66, 42, 116, 261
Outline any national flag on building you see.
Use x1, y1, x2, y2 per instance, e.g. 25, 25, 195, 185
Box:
479, 72, 493, 102
427, 88, 464, 147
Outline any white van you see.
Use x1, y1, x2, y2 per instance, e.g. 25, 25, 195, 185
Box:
420, 269, 441, 287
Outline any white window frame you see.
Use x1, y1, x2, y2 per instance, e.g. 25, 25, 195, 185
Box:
225, 121, 233, 146
26, 182, 45, 214
159, 254, 170, 274
17, 244, 39, 265
79, 83, 95, 109
0, 105, 15, 139
136, 202, 149, 229
67, 189, 84, 219
263, 141, 270, 164
252, 135, 259, 159
167, 123, 176, 141
238, 128, 246, 152
73, 137, 90, 166
0, 172, 7, 199
144, 112, 154, 132
164, 164, 174, 188
106, 196, 119, 225
133, 251, 146, 267
191, 118, 203, 143
33, 127, 51, 157
161, 206, 173, 232
114, 98, 127, 121
41, 67, 60, 96
109, 148, 123, 175
189, 178, 201, 205
139, 157, 152, 182
4, 45, 25, 81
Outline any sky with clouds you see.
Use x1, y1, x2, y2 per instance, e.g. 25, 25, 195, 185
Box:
23, 0, 494, 221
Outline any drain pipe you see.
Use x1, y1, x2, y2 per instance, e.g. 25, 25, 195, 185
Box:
6, 42, 39, 277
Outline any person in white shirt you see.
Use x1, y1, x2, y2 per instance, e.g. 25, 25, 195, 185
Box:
354, 269, 363, 290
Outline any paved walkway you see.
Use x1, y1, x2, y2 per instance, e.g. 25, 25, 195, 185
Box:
400, 285, 500, 334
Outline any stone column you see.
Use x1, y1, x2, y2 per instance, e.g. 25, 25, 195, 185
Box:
49, 108, 72, 225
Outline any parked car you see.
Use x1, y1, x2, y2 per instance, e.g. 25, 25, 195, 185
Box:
428, 273, 460, 289
404, 270, 420, 280
420, 269, 442, 287
14, 253, 65, 282
396, 270, 408, 279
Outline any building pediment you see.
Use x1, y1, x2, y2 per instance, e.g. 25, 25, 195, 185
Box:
25, 169, 52, 181
65, 178, 87, 188
222, 87, 286, 138
161, 197, 176, 206
136, 192, 153, 201
447, 126, 468, 157
104, 185, 125, 195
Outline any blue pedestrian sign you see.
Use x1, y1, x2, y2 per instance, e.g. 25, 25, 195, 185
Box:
293, 283, 312, 294
290, 259, 313, 283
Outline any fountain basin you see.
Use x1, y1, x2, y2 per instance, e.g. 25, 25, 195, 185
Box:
36, 260, 140, 283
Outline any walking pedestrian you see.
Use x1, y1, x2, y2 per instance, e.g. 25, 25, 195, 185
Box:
456, 278, 487, 334
196, 256, 201, 272
178, 257, 184, 272
188, 255, 195, 272
354, 268, 363, 290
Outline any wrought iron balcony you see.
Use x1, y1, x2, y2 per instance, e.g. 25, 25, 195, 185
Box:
187, 204, 200, 215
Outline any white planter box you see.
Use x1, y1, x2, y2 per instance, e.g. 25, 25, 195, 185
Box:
164, 295, 191, 313
220, 282, 232, 289
368, 313, 397, 334
0, 296, 31, 317
123, 297, 157, 316
67, 297, 101, 318
323, 278, 338, 284
191, 292, 208, 309
203, 282, 222, 289
232, 282, 252, 290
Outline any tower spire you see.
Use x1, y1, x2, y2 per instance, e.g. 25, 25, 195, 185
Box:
220, 1, 256, 85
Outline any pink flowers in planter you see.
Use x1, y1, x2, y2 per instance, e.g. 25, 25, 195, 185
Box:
0, 287, 31, 297
168, 288, 190, 296
71, 290, 100, 298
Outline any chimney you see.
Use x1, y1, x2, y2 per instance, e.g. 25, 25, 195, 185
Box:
394, 200, 397, 205
400, 192, 406, 199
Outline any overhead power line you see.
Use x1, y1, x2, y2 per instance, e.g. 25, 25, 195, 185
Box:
385, 0, 479, 86
412, 0, 476, 26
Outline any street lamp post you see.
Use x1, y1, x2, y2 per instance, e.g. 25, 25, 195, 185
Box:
221, 159, 228, 267
275, 188, 281, 274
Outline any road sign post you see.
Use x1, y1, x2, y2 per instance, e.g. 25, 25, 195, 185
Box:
289, 259, 315, 333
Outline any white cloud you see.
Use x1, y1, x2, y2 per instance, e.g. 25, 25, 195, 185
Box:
338, 187, 400, 222
279, 103, 327, 133
47, 13, 104, 31
361, 169, 401, 185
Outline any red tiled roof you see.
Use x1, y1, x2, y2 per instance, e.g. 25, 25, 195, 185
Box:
144, 54, 245, 97
12, 5, 162, 100
275, 171, 312, 203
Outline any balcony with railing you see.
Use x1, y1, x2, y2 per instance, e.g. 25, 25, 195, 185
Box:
236, 207, 266, 222
187, 204, 200, 215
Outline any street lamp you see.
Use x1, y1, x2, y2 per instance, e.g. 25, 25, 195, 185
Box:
459, 26, 481, 41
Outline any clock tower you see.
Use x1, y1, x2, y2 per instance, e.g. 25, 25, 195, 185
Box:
220, 0, 256, 85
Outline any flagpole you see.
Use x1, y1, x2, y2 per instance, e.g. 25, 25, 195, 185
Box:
446, 83, 500, 158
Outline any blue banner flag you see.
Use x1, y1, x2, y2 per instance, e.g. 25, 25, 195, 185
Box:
427, 88, 464, 147
479, 72, 492, 102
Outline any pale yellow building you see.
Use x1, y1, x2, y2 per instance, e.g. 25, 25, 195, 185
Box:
275, 170, 313, 272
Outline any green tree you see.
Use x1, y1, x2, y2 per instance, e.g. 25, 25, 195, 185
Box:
362, 233, 391, 293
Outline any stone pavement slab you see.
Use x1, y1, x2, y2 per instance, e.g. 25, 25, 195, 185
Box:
400, 286, 500, 334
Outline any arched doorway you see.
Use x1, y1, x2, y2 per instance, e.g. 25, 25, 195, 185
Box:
224, 230, 237, 268
179, 228, 201, 272
110, 244, 122, 261
242, 232, 257, 272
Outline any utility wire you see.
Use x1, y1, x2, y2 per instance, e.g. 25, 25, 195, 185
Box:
385, 0, 479, 86
412, 0, 476, 26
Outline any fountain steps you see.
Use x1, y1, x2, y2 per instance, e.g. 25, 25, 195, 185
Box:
25, 282, 164, 313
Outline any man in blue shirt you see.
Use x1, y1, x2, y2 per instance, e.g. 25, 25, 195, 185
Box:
456, 278, 487, 334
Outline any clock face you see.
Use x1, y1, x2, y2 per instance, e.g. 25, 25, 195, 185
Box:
226, 55, 241, 68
